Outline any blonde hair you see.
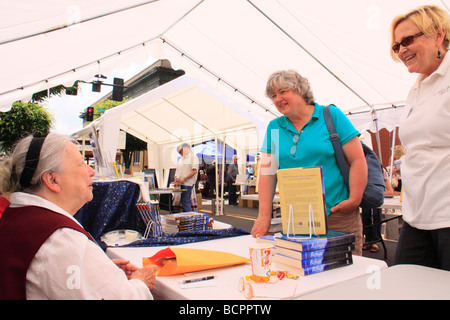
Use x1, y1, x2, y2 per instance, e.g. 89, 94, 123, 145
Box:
265, 70, 315, 105
393, 145, 405, 160
390, 5, 450, 61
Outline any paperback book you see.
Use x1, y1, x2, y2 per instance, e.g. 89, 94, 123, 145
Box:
273, 251, 352, 269
136, 201, 163, 238
275, 230, 355, 252
278, 256, 353, 276
277, 166, 328, 235
274, 243, 355, 261
163, 212, 209, 234
257, 230, 355, 276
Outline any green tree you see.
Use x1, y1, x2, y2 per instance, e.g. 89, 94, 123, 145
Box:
89, 98, 130, 121
0, 101, 53, 152
31, 81, 82, 102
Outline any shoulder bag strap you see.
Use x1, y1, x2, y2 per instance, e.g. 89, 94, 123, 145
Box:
323, 105, 349, 188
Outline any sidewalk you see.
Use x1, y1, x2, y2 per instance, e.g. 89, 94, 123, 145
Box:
198, 198, 258, 234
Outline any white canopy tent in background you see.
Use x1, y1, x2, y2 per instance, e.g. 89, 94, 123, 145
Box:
1, 0, 448, 171
72, 75, 265, 188
191, 140, 238, 164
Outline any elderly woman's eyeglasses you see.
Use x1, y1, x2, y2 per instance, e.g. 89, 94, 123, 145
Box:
290, 133, 300, 157
392, 32, 424, 53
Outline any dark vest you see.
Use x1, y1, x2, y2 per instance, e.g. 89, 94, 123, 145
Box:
0, 205, 94, 300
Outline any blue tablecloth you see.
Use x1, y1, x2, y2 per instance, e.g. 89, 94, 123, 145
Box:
74, 180, 250, 249
74, 181, 146, 242
122, 228, 250, 247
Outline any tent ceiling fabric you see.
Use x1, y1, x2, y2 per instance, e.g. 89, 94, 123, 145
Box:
1, 0, 448, 119
0, 0, 196, 108
117, 82, 260, 146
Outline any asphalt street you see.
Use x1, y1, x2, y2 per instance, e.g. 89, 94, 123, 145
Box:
198, 198, 258, 233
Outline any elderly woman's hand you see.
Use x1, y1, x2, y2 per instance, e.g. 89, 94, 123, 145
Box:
113, 259, 139, 279
130, 265, 158, 290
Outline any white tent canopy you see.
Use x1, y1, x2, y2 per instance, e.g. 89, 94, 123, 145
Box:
2, 0, 449, 169
2, 0, 448, 115
347, 105, 407, 132
72, 75, 266, 186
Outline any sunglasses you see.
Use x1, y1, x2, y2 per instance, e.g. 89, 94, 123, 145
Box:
290, 133, 300, 157
392, 32, 424, 53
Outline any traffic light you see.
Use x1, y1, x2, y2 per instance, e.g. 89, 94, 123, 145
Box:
112, 77, 124, 101
92, 81, 101, 92
86, 107, 94, 122
92, 74, 106, 92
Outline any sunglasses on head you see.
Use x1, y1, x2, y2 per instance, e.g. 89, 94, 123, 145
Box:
392, 32, 424, 53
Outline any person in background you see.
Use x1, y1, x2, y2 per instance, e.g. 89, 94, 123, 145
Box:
0, 133, 157, 299
247, 165, 254, 177
207, 160, 217, 197
174, 143, 199, 212
390, 5, 450, 270
227, 155, 239, 205
389, 145, 405, 192
251, 70, 367, 255
362, 167, 394, 253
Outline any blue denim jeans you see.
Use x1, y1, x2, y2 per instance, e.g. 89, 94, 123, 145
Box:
180, 185, 193, 212
362, 208, 382, 242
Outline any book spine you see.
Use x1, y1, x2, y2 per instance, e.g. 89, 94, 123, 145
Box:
277, 232, 355, 252
275, 252, 352, 268
302, 235, 355, 251
301, 257, 353, 276
275, 243, 354, 260
305, 244, 354, 259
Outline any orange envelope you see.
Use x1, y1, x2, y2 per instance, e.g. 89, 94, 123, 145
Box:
142, 247, 250, 276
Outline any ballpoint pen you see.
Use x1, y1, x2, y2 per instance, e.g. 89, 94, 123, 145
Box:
181, 276, 215, 284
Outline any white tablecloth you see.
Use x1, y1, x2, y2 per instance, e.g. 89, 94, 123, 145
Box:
107, 235, 388, 300
380, 196, 402, 210
299, 264, 450, 300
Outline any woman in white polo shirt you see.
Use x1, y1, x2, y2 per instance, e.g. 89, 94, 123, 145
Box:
390, 5, 450, 270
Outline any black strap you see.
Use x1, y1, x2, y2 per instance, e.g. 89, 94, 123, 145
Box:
323, 105, 349, 188
19, 136, 46, 189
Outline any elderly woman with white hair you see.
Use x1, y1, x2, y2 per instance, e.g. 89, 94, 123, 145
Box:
0, 133, 157, 299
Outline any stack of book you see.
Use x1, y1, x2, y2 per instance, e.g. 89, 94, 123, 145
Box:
257, 230, 355, 276
162, 212, 210, 234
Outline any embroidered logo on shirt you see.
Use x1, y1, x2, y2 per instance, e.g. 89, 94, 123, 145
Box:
435, 85, 450, 96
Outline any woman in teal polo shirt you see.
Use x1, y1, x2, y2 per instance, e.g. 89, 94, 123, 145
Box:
251, 70, 367, 255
